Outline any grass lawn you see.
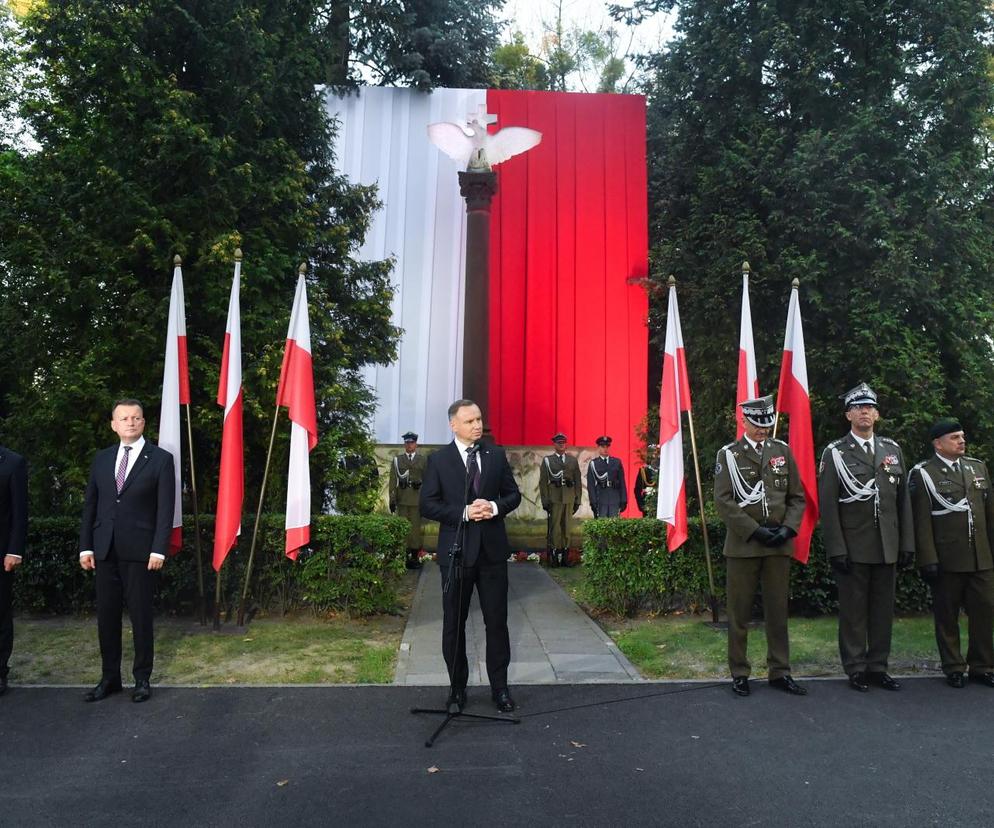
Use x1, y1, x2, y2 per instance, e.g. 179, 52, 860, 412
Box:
548, 566, 948, 679
8, 571, 419, 686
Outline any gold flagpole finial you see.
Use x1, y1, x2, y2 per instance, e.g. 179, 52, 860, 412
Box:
667, 274, 676, 287
234, 248, 243, 262
173, 254, 182, 266
791, 277, 800, 289
742, 260, 751, 274
298, 262, 307, 275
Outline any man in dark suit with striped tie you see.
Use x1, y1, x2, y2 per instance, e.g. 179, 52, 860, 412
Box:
79, 399, 175, 703
420, 399, 521, 713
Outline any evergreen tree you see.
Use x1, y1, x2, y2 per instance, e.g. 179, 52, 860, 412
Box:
0, 0, 399, 515
645, 0, 994, 468
320, 0, 504, 89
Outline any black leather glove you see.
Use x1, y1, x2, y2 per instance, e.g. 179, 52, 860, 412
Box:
573, 502, 581, 515
542, 503, 551, 513
765, 525, 796, 547
389, 502, 396, 514
898, 550, 914, 569
920, 564, 940, 585
749, 526, 777, 545
830, 556, 852, 575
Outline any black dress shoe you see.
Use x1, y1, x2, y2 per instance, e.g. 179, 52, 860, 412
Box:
446, 688, 466, 711
132, 679, 152, 703
770, 675, 808, 695
848, 672, 869, 692
731, 676, 750, 696
492, 688, 516, 713
84, 678, 122, 702
969, 672, 994, 687
868, 672, 901, 691
946, 671, 967, 688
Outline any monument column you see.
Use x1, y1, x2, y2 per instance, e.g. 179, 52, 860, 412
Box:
458, 170, 497, 436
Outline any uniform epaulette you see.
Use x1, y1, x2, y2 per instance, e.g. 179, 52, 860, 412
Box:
964, 455, 984, 464
718, 441, 736, 456
910, 460, 928, 472
879, 436, 899, 446
768, 437, 788, 447
824, 437, 846, 452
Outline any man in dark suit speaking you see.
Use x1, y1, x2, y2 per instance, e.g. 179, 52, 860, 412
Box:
420, 399, 521, 713
79, 399, 174, 703
0, 444, 28, 696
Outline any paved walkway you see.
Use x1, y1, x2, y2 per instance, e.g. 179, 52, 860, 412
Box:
394, 562, 641, 686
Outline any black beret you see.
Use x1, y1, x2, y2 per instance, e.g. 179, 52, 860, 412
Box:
929, 419, 963, 441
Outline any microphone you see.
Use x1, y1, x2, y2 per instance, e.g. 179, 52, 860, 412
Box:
466, 441, 480, 457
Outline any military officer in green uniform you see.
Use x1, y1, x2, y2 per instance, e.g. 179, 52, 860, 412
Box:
539, 433, 582, 567
634, 445, 659, 516
389, 431, 428, 569
818, 383, 914, 692
714, 395, 807, 697
909, 418, 994, 688
587, 436, 627, 517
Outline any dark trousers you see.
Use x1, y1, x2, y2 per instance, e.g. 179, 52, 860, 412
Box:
440, 559, 510, 692
0, 570, 12, 678
931, 569, 994, 675
96, 549, 157, 683
726, 555, 791, 680
836, 562, 896, 674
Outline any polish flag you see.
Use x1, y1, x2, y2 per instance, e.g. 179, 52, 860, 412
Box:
158, 260, 190, 555
656, 282, 692, 551
736, 269, 759, 439
213, 257, 244, 572
776, 282, 819, 564
277, 273, 318, 560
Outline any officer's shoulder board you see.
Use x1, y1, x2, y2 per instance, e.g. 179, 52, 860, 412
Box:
768, 437, 788, 448
715, 441, 737, 475
964, 455, 984, 464
822, 437, 846, 455
879, 436, 899, 447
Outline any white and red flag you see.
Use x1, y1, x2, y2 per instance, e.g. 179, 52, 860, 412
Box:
776, 283, 819, 563
656, 282, 692, 551
277, 273, 318, 560
736, 269, 760, 438
213, 257, 244, 572
158, 260, 190, 556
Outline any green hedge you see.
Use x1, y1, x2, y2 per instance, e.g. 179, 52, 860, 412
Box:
15, 514, 410, 617
582, 517, 931, 617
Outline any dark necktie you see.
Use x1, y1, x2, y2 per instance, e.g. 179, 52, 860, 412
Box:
952, 460, 961, 475
116, 445, 132, 494
468, 454, 480, 496
863, 441, 872, 459
756, 442, 763, 457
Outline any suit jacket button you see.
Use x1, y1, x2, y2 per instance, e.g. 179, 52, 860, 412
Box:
116, 499, 121, 503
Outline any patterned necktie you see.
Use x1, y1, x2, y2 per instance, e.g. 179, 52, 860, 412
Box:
468, 453, 480, 496
116, 445, 132, 494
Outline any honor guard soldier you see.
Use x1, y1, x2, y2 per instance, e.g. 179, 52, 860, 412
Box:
818, 383, 913, 692
909, 419, 994, 688
714, 395, 807, 697
634, 444, 659, 516
539, 433, 582, 567
389, 432, 427, 569
587, 436, 627, 517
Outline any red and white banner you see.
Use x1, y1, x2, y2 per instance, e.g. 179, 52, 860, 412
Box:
736, 270, 759, 438
776, 284, 818, 563
327, 88, 647, 503
213, 258, 244, 572
158, 262, 190, 556
656, 282, 692, 551
277, 274, 318, 560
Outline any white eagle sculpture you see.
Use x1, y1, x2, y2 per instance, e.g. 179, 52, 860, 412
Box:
428, 104, 542, 171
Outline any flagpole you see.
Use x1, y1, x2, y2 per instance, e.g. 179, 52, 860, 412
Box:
771, 278, 799, 440
237, 404, 281, 626
184, 401, 207, 625
684, 407, 720, 623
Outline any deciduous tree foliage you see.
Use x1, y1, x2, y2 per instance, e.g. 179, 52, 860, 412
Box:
645, 0, 994, 472
0, 0, 399, 516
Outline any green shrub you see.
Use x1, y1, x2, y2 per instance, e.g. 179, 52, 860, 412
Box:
582, 517, 931, 617
15, 513, 409, 617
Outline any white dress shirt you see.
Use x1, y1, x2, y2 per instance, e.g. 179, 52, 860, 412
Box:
454, 438, 499, 520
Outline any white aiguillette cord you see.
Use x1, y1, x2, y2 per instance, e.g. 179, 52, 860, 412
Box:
831, 447, 880, 524
724, 448, 768, 518
918, 466, 973, 538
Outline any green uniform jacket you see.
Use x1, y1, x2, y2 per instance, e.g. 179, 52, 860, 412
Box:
539, 452, 582, 512
714, 437, 806, 558
389, 452, 427, 510
910, 455, 994, 572
818, 435, 914, 565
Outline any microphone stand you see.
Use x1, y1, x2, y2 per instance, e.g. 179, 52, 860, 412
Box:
411, 443, 520, 746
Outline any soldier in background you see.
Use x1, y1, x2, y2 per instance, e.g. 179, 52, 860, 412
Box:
909, 419, 994, 689
539, 433, 582, 567
634, 444, 659, 516
714, 395, 807, 697
818, 383, 913, 693
389, 431, 427, 570
587, 436, 626, 517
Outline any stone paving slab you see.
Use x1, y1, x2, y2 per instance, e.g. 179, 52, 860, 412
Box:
394, 561, 642, 686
